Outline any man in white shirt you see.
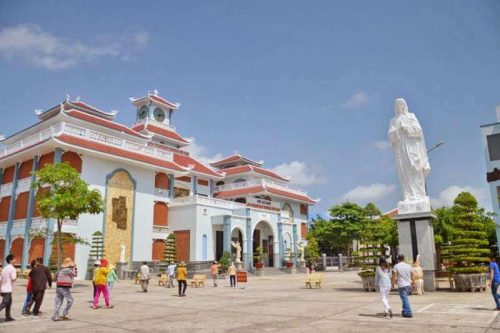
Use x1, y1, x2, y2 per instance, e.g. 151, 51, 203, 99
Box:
139, 262, 150, 292
0, 254, 17, 321
166, 262, 176, 288
392, 254, 415, 318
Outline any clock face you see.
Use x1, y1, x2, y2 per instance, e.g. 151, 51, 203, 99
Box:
154, 108, 165, 122
139, 106, 148, 119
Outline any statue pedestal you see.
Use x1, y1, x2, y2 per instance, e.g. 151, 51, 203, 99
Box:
115, 262, 129, 280
235, 262, 243, 270
395, 211, 436, 292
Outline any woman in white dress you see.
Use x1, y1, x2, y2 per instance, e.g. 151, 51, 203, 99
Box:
375, 256, 393, 318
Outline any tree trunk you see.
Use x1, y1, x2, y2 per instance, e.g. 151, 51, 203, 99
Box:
57, 219, 63, 271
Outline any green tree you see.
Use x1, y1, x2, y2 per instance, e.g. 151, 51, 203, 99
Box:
33, 163, 103, 270
329, 202, 367, 254
164, 233, 176, 262
219, 251, 231, 272
304, 233, 319, 263
444, 192, 491, 274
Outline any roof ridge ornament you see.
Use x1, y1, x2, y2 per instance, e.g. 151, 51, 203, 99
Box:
75, 96, 80, 102
153, 89, 159, 96
66, 93, 70, 102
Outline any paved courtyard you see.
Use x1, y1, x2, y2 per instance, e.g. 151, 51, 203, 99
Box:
1, 270, 499, 332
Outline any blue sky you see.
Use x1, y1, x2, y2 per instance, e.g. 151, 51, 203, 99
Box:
0, 1, 499, 216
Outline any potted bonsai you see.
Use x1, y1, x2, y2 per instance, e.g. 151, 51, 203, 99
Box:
255, 246, 265, 269
357, 243, 380, 292
443, 192, 491, 292
283, 248, 293, 268
219, 251, 231, 279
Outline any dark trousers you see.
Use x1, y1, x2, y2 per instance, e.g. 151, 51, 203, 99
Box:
0, 293, 12, 319
230, 275, 236, 287
178, 280, 187, 295
30, 289, 46, 314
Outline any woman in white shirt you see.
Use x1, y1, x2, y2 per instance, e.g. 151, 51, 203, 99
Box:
375, 256, 393, 318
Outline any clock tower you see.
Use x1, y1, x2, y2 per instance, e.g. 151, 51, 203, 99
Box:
131, 89, 179, 127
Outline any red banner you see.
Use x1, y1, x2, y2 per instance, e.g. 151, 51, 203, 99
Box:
237, 271, 247, 283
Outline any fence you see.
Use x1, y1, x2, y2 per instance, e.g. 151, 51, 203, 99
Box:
314, 254, 358, 271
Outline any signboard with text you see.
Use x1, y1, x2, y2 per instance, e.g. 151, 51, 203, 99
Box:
237, 271, 248, 283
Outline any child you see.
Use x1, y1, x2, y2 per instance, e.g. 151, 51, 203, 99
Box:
93, 259, 113, 309
107, 265, 118, 297
211, 261, 219, 287
22, 260, 36, 315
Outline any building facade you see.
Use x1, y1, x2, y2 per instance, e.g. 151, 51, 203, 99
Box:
0, 92, 319, 279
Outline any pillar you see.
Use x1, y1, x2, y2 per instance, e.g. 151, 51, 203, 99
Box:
278, 220, 284, 268
22, 156, 39, 270
4, 162, 20, 266
191, 176, 198, 195
245, 208, 253, 271
396, 212, 437, 292
43, 148, 63, 266
223, 215, 231, 254
208, 179, 213, 198
293, 223, 298, 266
168, 174, 174, 199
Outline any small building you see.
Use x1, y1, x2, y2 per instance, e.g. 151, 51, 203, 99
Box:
0, 92, 319, 278
480, 109, 500, 252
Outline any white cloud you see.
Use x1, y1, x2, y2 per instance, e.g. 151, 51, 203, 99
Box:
340, 183, 396, 205
372, 140, 392, 150
0, 24, 148, 70
184, 137, 224, 166
431, 185, 491, 210
270, 161, 323, 186
341, 91, 369, 109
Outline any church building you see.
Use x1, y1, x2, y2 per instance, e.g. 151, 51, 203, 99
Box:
0, 91, 319, 279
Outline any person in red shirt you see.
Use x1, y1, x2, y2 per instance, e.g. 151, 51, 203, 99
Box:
22, 260, 36, 315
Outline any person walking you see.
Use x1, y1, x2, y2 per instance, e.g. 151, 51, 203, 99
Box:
488, 256, 500, 310
29, 257, 52, 316
227, 262, 237, 288
52, 258, 77, 321
92, 260, 100, 300
375, 256, 393, 318
392, 254, 415, 318
176, 262, 187, 297
166, 261, 176, 288
22, 260, 36, 315
107, 265, 118, 297
139, 262, 150, 292
93, 258, 112, 309
211, 261, 219, 287
0, 254, 17, 322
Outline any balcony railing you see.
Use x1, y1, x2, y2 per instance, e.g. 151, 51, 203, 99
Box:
0, 122, 174, 162
133, 118, 176, 132
212, 179, 307, 196
153, 225, 169, 234
0, 183, 12, 198
171, 194, 247, 210
154, 188, 171, 198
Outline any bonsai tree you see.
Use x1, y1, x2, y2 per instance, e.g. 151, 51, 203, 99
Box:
444, 192, 491, 274
255, 246, 265, 268
304, 234, 320, 265
163, 233, 176, 262
33, 163, 103, 270
219, 251, 231, 273
89, 231, 105, 260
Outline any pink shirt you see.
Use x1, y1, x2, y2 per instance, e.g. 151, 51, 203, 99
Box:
0, 264, 17, 293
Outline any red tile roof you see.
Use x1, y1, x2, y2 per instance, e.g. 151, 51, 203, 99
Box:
131, 94, 178, 109
65, 110, 149, 139
221, 165, 289, 182
173, 153, 223, 178
55, 134, 187, 172
214, 186, 317, 204
132, 124, 189, 144
210, 154, 262, 167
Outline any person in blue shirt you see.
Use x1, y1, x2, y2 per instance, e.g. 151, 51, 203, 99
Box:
489, 257, 500, 310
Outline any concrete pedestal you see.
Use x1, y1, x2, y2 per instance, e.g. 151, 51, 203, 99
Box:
235, 262, 243, 270
115, 262, 129, 280
395, 212, 437, 292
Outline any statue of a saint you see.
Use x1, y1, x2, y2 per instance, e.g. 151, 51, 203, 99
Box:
231, 241, 242, 263
388, 98, 431, 214
119, 242, 126, 263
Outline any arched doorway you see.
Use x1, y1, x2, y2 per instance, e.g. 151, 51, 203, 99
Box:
253, 221, 274, 267
152, 239, 166, 261
10, 238, 24, 261
29, 237, 45, 262
282, 203, 294, 224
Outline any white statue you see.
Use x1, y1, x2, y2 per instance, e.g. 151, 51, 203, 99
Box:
388, 98, 431, 214
298, 242, 305, 262
231, 241, 242, 263
119, 242, 126, 263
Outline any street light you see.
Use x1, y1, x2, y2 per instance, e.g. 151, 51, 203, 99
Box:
427, 141, 444, 154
